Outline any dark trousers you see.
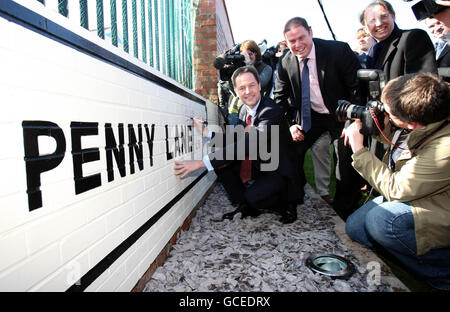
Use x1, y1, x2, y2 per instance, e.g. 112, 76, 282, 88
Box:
215, 161, 287, 211
333, 137, 365, 220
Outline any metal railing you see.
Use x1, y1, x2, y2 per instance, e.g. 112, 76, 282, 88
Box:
36, 0, 196, 89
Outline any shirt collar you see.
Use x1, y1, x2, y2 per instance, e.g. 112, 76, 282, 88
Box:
297, 42, 316, 63
245, 98, 261, 117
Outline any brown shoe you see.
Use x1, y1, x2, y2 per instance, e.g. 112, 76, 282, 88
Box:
321, 195, 334, 205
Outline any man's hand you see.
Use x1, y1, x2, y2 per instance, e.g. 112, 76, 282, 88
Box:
290, 124, 305, 141
174, 160, 205, 179
342, 120, 364, 153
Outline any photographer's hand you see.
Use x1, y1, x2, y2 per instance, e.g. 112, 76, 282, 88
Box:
342, 120, 364, 153
242, 51, 252, 65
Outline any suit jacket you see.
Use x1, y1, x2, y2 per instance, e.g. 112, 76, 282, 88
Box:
372, 28, 437, 81
273, 38, 362, 139
437, 43, 450, 83
209, 96, 300, 202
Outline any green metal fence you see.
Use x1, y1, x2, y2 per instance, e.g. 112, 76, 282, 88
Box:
36, 0, 195, 89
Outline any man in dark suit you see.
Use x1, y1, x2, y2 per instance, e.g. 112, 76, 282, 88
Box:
174, 66, 300, 224
273, 17, 365, 220
363, 0, 437, 80
425, 17, 450, 82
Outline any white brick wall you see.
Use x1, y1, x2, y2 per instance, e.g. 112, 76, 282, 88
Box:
0, 3, 217, 291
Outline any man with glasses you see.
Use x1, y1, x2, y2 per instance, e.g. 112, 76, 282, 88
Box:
362, 0, 437, 80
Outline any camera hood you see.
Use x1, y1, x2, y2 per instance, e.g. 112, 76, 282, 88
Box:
411, 0, 447, 21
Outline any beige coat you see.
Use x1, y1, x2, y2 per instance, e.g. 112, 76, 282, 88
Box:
351, 119, 450, 255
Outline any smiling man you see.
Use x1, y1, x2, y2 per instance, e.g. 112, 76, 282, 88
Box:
362, 0, 437, 81
273, 16, 365, 220
175, 66, 301, 224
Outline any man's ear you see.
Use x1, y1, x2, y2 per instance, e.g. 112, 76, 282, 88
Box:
406, 122, 423, 130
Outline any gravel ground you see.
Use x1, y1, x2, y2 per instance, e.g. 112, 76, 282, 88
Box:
143, 184, 394, 292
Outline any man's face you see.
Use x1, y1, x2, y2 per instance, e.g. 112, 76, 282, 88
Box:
364, 4, 395, 42
434, 7, 450, 31
425, 18, 449, 40
383, 100, 408, 129
284, 25, 314, 58
357, 34, 373, 52
234, 72, 261, 109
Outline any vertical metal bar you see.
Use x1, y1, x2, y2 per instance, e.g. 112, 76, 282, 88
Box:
147, 0, 154, 67
111, 0, 118, 46
122, 0, 129, 53
141, 0, 147, 63
174, 0, 180, 82
153, 0, 160, 70
169, 0, 175, 79
132, 0, 138, 58
160, 0, 166, 74
58, 0, 68, 17
181, 0, 186, 85
79, 0, 88, 29
165, 0, 172, 78
96, 0, 105, 39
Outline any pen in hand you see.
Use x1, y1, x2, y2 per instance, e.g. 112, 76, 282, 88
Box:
189, 117, 207, 124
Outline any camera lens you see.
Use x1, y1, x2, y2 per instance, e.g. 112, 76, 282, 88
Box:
336, 100, 366, 121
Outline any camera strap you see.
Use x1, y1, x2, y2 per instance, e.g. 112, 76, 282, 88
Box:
369, 108, 407, 151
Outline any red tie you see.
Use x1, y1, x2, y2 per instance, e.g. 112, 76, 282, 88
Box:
240, 114, 252, 183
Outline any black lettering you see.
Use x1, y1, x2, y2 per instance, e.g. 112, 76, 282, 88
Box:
105, 123, 126, 182
71, 122, 101, 194
165, 125, 173, 160
144, 124, 155, 167
22, 121, 66, 211
187, 125, 193, 153
179, 125, 186, 155
174, 125, 180, 157
128, 124, 144, 174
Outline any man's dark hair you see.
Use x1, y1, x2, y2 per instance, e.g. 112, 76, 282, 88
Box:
381, 73, 450, 125
361, 0, 396, 25
283, 17, 310, 35
231, 65, 261, 87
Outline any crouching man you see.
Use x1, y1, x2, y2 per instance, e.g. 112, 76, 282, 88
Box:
343, 73, 450, 290
174, 66, 301, 224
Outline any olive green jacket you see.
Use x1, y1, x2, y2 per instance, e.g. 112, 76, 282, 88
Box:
351, 119, 450, 255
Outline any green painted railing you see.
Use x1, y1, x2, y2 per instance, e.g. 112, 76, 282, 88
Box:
36, 0, 195, 89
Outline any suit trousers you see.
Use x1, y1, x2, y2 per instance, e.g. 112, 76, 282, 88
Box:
294, 111, 363, 212
294, 111, 336, 199
215, 161, 287, 211
311, 131, 331, 196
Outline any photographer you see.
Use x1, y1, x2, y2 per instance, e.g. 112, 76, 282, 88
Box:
214, 41, 273, 126
240, 40, 273, 96
343, 73, 450, 290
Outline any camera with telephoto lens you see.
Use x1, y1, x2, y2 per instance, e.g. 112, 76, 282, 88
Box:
407, 0, 447, 21
213, 43, 245, 82
336, 69, 386, 136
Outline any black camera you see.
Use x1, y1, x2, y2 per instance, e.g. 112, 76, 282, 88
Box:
409, 0, 447, 21
213, 43, 245, 81
336, 69, 386, 136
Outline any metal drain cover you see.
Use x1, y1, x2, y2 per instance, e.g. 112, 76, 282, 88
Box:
305, 254, 355, 279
